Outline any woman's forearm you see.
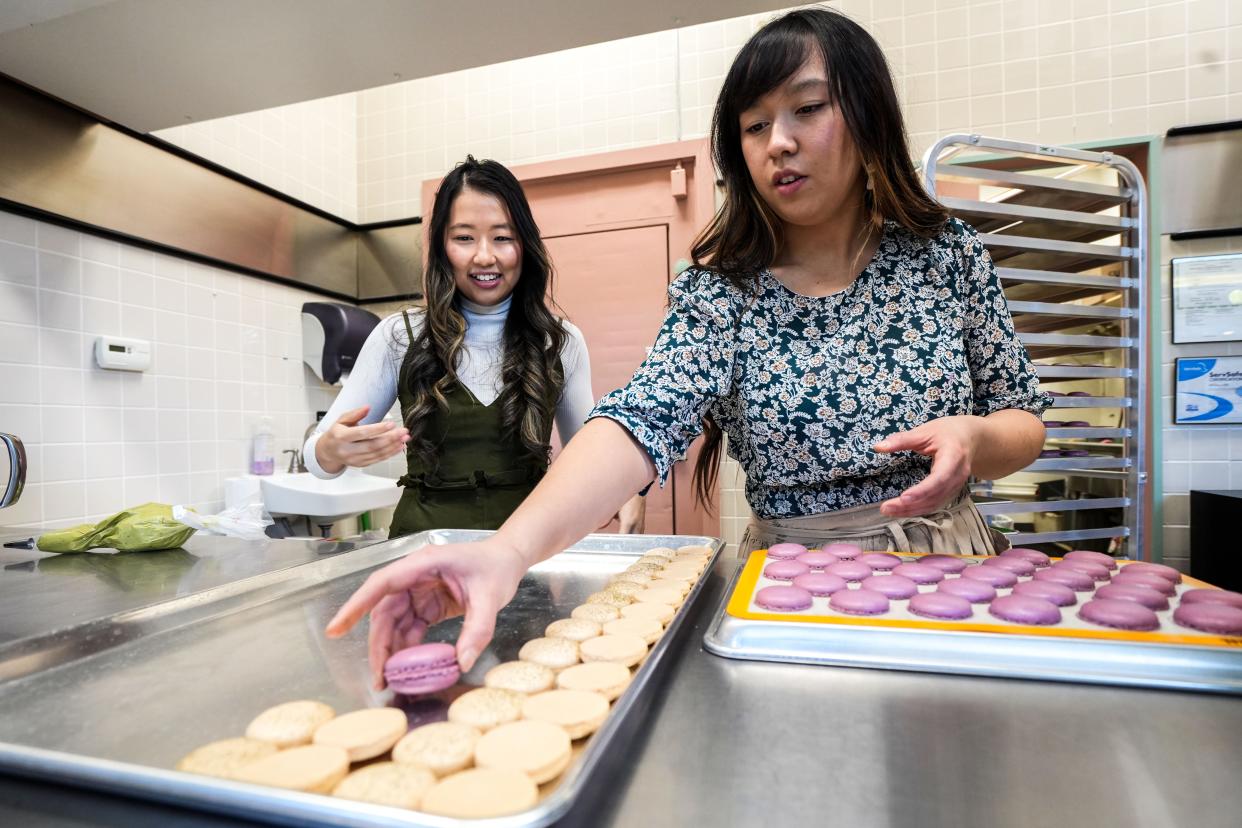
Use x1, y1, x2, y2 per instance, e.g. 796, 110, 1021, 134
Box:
497, 418, 656, 567
972, 409, 1045, 480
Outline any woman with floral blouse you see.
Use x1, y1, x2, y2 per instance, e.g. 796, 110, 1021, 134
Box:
329, 8, 1049, 678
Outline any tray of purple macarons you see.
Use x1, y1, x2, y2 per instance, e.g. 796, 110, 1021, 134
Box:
702, 543, 1242, 694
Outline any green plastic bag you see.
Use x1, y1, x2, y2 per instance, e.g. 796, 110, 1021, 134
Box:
37, 503, 197, 553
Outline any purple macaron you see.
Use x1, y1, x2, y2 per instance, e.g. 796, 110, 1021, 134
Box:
938, 577, 997, 604
891, 562, 945, 585
825, 560, 873, 583
797, 551, 840, 570
1110, 571, 1176, 597
962, 565, 1019, 589
1172, 602, 1242, 636
918, 554, 969, 574
988, 594, 1062, 625
792, 572, 848, 597
821, 542, 862, 561
1064, 550, 1117, 570
1180, 589, 1242, 609
1001, 547, 1052, 568
764, 560, 812, 581
908, 592, 973, 620
1120, 562, 1181, 583
766, 543, 809, 560
384, 642, 461, 695
1078, 598, 1160, 631
862, 574, 918, 600
829, 588, 890, 616
859, 552, 903, 571
1011, 579, 1077, 607
1033, 566, 1094, 592
1055, 559, 1111, 582
1095, 583, 1169, 611
982, 556, 1036, 577
755, 585, 814, 611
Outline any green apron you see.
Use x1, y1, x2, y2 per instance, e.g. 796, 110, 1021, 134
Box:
388, 312, 552, 539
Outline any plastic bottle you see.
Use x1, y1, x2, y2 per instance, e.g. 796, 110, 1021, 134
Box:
250, 416, 275, 476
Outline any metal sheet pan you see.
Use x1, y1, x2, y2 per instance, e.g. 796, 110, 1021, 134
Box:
703, 551, 1242, 694
0, 529, 722, 827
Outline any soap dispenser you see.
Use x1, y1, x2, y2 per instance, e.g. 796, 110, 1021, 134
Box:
250, 416, 275, 476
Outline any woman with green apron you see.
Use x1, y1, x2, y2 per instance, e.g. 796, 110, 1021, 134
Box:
304, 157, 645, 538
329, 10, 1049, 676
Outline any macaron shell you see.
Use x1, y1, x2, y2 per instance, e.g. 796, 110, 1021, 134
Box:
988, 594, 1061, 625
918, 554, 969, 574
232, 744, 350, 793
825, 561, 872, 582
766, 543, 808, 560
1173, 602, 1242, 635
937, 577, 997, 604
908, 592, 973, 620
1094, 583, 1169, 611
829, 588, 889, 616
756, 585, 813, 611
312, 708, 410, 762
331, 762, 436, 808
421, 767, 538, 818
474, 720, 572, 785
981, 556, 1036, 577
245, 700, 336, 748
791, 572, 848, 597
1011, 579, 1077, 607
963, 565, 1019, 589
821, 542, 862, 560
391, 721, 481, 777
1032, 566, 1092, 592
1078, 598, 1160, 631
861, 574, 918, 600
521, 689, 610, 740
1001, 547, 1051, 567
764, 560, 812, 581
1179, 589, 1242, 609
891, 562, 945, 585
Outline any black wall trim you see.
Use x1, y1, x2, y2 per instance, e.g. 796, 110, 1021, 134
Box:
356, 217, 423, 231
0, 196, 358, 304
358, 292, 424, 305
1166, 119, 1242, 138
1169, 226, 1242, 241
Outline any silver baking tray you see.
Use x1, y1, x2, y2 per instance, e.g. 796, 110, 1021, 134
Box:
702, 552, 1242, 695
0, 529, 722, 827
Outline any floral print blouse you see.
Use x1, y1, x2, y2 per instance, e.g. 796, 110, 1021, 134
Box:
590, 218, 1050, 519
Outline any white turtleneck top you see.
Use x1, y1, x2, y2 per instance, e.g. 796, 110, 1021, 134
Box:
304, 295, 592, 479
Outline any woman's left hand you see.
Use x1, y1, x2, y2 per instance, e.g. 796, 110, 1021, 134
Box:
873, 416, 983, 518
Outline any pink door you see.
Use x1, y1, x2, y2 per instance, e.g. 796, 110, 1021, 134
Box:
545, 225, 674, 534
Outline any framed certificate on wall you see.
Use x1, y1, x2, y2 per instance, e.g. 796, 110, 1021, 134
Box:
1172, 254, 1242, 344
1175, 357, 1242, 424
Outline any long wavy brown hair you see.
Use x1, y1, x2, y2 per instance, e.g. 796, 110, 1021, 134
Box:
399, 157, 566, 471
690, 7, 950, 508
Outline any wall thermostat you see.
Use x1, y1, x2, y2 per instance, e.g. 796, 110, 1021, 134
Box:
94, 336, 151, 372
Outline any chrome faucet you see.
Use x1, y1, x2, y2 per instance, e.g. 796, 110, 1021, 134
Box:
1, 433, 26, 509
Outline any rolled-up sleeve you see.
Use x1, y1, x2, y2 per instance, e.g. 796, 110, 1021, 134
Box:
589, 269, 738, 486
956, 224, 1052, 418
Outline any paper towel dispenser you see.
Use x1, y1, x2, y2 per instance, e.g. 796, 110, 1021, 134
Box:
301, 303, 381, 385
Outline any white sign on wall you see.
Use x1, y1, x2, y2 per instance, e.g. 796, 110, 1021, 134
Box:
1175, 357, 1242, 424
1172, 254, 1242, 344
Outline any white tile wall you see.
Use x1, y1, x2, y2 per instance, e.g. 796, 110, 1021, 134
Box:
154, 93, 359, 222
1159, 234, 1242, 571
0, 213, 341, 529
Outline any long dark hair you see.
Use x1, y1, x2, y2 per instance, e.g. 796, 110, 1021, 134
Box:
400, 156, 566, 470
691, 7, 950, 508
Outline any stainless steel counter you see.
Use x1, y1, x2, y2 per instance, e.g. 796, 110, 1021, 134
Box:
0, 526, 378, 648
2, 542, 1241, 828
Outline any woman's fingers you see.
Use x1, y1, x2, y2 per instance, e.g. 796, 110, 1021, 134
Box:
881, 452, 967, 516
455, 593, 500, 673
327, 555, 428, 637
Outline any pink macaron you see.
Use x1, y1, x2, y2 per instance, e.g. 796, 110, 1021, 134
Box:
384, 642, 461, 695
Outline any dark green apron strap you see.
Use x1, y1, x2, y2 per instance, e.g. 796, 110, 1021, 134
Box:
400, 310, 415, 343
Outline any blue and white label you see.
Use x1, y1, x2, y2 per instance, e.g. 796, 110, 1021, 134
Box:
1176, 357, 1242, 423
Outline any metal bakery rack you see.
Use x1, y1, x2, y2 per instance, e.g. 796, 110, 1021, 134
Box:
923, 134, 1148, 558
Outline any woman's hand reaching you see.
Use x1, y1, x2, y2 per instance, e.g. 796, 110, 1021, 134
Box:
325, 538, 529, 688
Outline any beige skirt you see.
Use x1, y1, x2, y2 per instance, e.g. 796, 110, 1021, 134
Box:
738, 488, 1008, 558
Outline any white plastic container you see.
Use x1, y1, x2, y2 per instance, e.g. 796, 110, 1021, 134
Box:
250, 416, 275, 476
